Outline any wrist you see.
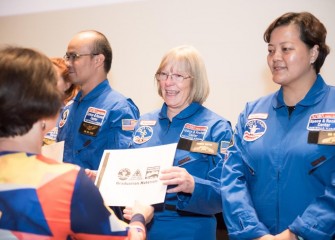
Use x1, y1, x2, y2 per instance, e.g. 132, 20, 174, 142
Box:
130, 213, 146, 226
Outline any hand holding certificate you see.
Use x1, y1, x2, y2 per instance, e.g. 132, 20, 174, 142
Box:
95, 143, 177, 206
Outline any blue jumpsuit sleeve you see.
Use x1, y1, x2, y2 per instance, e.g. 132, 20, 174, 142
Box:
221, 108, 270, 240
71, 168, 128, 236
289, 162, 335, 240
107, 99, 140, 150
176, 119, 233, 215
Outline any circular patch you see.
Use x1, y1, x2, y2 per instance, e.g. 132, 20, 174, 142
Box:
243, 119, 267, 142
58, 109, 69, 128
133, 126, 153, 144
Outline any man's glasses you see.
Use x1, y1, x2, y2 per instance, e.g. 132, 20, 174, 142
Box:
63, 53, 99, 62
155, 72, 192, 83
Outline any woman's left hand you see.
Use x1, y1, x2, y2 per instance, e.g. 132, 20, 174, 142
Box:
274, 229, 298, 240
159, 166, 195, 194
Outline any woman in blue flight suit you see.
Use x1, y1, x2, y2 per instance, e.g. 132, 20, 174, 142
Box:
222, 12, 335, 240
130, 45, 233, 240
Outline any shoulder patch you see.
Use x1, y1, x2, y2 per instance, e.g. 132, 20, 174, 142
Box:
58, 109, 69, 128
133, 126, 153, 144
243, 119, 267, 142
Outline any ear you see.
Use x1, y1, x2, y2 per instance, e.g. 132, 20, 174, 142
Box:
310, 45, 319, 64
95, 54, 105, 67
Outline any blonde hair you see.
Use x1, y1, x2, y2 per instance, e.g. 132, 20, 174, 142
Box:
155, 45, 209, 104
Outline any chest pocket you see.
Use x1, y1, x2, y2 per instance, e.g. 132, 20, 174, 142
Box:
307, 148, 335, 182
175, 151, 216, 179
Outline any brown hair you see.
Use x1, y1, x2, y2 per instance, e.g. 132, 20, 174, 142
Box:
264, 12, 330, 74
0, 47, 62, 137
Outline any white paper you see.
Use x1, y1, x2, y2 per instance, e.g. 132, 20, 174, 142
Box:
41, 141, 64, 162
95, 143, 177, 206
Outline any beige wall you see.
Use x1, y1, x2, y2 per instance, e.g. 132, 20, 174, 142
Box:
1, 0, 334, 126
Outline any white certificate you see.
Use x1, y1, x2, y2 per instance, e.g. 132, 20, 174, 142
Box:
41, 141, 64, 162
95, 143, 177, 206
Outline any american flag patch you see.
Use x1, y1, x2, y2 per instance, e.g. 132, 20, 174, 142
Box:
122, 119, 137, 131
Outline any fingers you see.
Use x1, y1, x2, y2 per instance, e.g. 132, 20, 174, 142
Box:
160, 167, 195, 194
84, 169, 97, 182
123, 207, 133, 221
125, 201, 154, 225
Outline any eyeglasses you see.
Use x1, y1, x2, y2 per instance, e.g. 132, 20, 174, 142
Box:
155, 72, 192, 82
63, 53, 99, 62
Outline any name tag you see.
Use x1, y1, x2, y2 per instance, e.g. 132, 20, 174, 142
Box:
177, 138, 218, 155
308, 131, 335, 145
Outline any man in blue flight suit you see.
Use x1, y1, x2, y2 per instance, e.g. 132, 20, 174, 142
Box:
57, 30, 139, 218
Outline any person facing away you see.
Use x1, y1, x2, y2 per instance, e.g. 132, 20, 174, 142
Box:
221, 12, 335, 240
0, 46, 153, 239
125, 45, 233, 240
57, 30, 139, 171
43, 57, 79, 145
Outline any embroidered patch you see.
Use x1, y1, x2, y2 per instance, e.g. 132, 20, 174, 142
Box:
44, 127, 58, 141
140, 120, 157, 126
122, 119, 137, 131
84, 107, 106, 126
58, 109, 69, 128
243, 119, 267, 142
248, 113, 268, 120
220, 141, 230, 155
133, 126, 153, 144
180, 123, 208, 141
307, 112, 335, 131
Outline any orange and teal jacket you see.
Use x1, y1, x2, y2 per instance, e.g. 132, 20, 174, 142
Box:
0, 151, 130, 239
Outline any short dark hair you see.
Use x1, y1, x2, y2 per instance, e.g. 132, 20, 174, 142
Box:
264, 12, 330, 73
0, 47, 62, 137
88, 30, 113, 73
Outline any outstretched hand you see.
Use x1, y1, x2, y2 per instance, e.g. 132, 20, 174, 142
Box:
123, 201, 154, 225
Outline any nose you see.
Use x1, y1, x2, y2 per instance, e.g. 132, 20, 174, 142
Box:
65, 59, 72, 68
272, 49, 282, 61
164, 75, 175, 85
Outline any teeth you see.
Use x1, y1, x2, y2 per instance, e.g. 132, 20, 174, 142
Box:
166, 90, 178, 94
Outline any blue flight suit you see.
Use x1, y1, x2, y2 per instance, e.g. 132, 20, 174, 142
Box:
57, 79, 139, 170
222, 75, 335, 240
132, 102, 233, 240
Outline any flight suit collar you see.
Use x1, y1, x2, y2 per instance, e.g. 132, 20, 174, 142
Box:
74, 79, 110, 102
272, 74, 328, 109
159, 102, 202, 120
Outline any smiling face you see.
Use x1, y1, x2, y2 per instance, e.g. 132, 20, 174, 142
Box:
159, 63, 192, 116
267, 24, 317, 88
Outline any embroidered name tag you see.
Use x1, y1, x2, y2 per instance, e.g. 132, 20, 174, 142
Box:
79, 122, 100, 136
177, 138, 218, 155
308, 131, 335, 145
140, 120, 157, 126
248, 113, 268, 120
